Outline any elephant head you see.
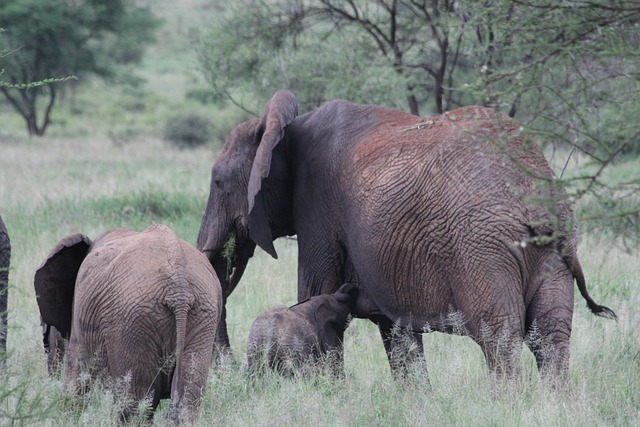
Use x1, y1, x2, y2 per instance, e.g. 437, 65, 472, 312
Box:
308, 282, 358, 352
34, 233, 92, 344
197, 90, 298, 282
34, 232, 93, 376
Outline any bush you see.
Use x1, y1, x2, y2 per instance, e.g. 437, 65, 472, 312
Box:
163, 112, 213, 148
185, 86, 226, 106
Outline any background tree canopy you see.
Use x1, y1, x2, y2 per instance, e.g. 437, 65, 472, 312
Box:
0, 0, 159, 136
198, 0, 640, 247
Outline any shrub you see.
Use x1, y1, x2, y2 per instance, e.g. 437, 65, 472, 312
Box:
185, 86, 226, 106
163, 112, 213, 148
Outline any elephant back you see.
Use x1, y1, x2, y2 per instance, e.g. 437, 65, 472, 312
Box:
75, 225, 221, 316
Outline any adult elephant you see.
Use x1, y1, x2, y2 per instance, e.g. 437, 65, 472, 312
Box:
197, 90, 616, 382
35, 224, 222, 423
0, 215, 10, 368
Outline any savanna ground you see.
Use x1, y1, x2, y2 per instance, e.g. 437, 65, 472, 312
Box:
1, 1, 639, 425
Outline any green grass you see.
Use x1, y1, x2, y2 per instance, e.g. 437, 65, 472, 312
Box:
1, 131, 638, 427
1, 0, 639, 425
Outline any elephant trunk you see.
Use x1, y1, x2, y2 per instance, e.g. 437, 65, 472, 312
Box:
197, 208, 256, 358
196, 206, 230, 259
197, 205, 235, 288
197, 205, 255, 298
227, 240, 255, 297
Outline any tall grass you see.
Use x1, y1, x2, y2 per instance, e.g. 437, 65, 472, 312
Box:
1, 132, 638, 426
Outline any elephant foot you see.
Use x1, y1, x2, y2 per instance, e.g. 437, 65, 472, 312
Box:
213, 344, 235, 369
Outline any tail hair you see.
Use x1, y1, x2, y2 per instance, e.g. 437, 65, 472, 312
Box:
586, 300, 618, 321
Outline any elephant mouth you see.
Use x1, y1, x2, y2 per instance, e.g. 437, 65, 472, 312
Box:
203, 231, 254, 299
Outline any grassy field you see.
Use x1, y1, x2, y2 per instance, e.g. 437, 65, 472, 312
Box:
1, 1, 639, 425
1, 128, 638, 427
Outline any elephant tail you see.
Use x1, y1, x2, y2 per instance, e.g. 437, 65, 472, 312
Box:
565, 252, 617, 320
171, 302, 191, 388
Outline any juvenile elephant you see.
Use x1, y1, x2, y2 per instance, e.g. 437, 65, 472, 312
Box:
34, 224, 222, 423
197, 90, 616, 383
0, 215, 10, 367
246, 283, 357, 377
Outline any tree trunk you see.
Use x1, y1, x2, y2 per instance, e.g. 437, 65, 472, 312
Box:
407, 94, 419, 116
1, 84, 56, 137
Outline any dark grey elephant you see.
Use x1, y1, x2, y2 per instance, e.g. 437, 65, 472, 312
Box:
246, 283, 357, 377
0, 215, 10, 368
35, 224, 222, 423
197, 90, 616, 383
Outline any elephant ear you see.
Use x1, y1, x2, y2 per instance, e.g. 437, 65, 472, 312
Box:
34, 233, 92, 339
248, 90, 298, 259
314, 300, 345, 352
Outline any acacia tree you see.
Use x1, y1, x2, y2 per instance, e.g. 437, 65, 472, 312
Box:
198, 0, 469, 115
0, 0, 158, 136
306, 0, 470, 115
196, 1, 410, 114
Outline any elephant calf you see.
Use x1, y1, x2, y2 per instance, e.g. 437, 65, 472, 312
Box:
34, 224, 222, 424
246, 283, 358, 377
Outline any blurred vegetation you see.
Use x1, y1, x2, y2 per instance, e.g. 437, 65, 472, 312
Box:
163, 112, 213, 149
0, 0, 160, 136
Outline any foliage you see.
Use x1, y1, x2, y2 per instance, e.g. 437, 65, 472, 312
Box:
163, 112, 213, 148
195, 1, 409, 115
198, 1, 640, 115
0, 0, 159, 136
186, 85, 227, 106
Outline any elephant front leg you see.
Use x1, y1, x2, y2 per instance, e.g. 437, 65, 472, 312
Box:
376, 316, 427, 380
212, 305, 236, 368
477, 326, 524, 390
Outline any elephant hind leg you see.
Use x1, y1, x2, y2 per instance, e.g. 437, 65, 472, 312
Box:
525, 265, 574, 385
169, 346, 214, 424
63, 339, 107, 396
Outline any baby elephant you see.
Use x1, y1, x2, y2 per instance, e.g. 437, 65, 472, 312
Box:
246, 283, 358, 377
34, 224, 222, 424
